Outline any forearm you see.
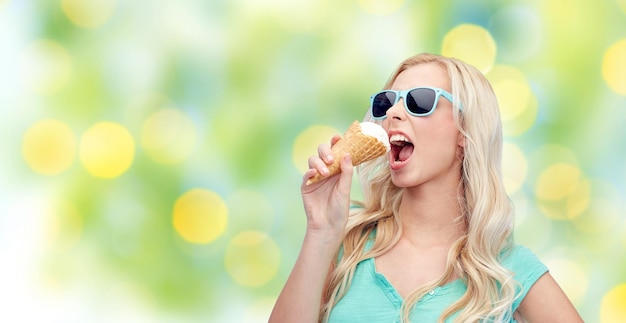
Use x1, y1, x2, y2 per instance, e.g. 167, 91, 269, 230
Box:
269, 230, 343, 323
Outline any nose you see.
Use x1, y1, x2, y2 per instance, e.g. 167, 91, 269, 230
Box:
385, 98, 406, 120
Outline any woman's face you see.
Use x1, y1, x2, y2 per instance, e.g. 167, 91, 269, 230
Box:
381, 63, 463, 189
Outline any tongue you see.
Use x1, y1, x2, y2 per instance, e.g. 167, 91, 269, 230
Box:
398, 144, 414, 162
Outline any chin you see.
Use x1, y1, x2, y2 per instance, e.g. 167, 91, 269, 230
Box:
390, 174, 416, 188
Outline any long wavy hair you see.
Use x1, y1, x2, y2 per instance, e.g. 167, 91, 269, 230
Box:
320, 53, 517, 322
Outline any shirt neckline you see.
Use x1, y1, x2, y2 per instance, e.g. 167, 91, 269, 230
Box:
367, 257, 465, 306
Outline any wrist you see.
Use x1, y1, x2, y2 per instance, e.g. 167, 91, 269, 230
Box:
303, 227, 344, 251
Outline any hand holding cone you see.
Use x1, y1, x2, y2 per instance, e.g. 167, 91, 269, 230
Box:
306, 121, 389, 185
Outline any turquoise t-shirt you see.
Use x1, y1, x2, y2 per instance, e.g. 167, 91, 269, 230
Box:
328, 236, 548, 322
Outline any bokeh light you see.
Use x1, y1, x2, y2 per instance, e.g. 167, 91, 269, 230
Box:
565, 178, 591, 220
535, 163, 587, 221
602, 39, 626, 96
292, 124, 339, 174
600, 284, 626, 323
22, 119, 76, 175
173, 188, 228, 244
224, 231, 281, 288
19, 40, 72, 95
486, 65, 537, 136
502, 141, 527, 194
62, 0, 116, 28
140, 108, 197, 165
2, 1, 625, 321
441, 24, 497, 73
528, 144, 579, 167
535, 163, 581, 201
79, 122, 135, 178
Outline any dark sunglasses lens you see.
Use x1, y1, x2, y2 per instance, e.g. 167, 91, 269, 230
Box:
372, 92, 396, 118
406, 88, 436, 115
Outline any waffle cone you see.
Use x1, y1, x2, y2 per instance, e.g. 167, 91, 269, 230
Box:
306, 121, 388, 185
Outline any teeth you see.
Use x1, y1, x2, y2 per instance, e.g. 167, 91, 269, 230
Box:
390, 134, 411, 145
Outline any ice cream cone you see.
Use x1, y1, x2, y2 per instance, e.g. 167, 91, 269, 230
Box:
306, 121, 389, 185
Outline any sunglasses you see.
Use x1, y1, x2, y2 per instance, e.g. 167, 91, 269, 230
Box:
370, 86, 455, 119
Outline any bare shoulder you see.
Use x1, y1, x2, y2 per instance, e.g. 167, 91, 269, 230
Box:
515, 272, 584, 322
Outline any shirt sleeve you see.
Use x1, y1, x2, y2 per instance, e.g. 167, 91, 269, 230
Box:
501, 244, 549, 311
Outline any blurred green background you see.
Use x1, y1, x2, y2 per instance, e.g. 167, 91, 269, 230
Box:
1, 0, 626, 322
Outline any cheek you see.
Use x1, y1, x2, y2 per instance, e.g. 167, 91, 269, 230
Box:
419, 125, 459, 157
423, 121, 458, 144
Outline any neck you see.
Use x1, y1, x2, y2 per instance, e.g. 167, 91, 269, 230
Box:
397, 184, 466, 248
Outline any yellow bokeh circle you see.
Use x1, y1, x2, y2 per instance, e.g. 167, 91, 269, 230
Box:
602, 39, 626, 96
22, 119, 76, 175
141, 108, 197, 164
535, 163, 581, 201
494, 79, 529, 121
535, 163, 590, 221
486, 65, 538, 136
502, 142, 527, 194
20, 40, 73, 95
173, 188, 228, 244
538, 178, 590, 221
62, 0, 116, 28
487, 65, 532, 120
442, 24, 497, 73
79, 122, 135, 178
224, 231, 281, 288
292, 124, 339, 174
566, 178, 590, 219
601, 284, 626, 323
358, 0, 405, 15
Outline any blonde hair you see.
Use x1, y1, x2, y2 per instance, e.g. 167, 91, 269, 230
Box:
321, 53, 517, 322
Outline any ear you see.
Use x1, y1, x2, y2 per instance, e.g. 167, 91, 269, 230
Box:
457, 132, 465, 148
456, 132, 465, 161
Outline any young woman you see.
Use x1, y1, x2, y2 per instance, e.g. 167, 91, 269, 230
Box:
270, 53, 583, 322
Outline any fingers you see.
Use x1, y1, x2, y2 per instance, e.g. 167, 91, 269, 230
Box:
306, 140, 335, 178
330, 134, 341, 147
302, 153, 352, 188
317, 142, 335, 165
307, 155, 330, 178
301, 168, 319, 187
302, 134, 343, 186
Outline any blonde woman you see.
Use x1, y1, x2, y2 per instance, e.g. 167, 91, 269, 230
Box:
270, 53, 582, 322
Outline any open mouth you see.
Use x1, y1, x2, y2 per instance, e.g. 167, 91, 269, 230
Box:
389, 134, 414, 164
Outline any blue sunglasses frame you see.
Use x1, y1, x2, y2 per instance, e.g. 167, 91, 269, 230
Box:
370, 86, 456, 119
